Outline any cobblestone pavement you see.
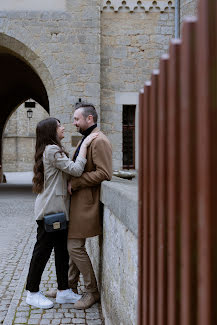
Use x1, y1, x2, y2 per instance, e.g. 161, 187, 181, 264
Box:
0, 185, 104, 325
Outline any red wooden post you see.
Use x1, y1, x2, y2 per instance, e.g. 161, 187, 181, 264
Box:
180, 18, 198, 325
157, 54, 169, 325
197, 0, 217, 324
167, 39, 182, 325
149, 70, 159, 325
138, 81, 151, 325
143, 82, 151, 325
138, 2, 217, 325
138, 88, 145, 325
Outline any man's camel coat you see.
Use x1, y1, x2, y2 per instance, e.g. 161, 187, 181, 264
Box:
68, 127, 112, 238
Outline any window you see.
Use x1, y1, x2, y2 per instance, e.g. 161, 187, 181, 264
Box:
122, 105, 136, 169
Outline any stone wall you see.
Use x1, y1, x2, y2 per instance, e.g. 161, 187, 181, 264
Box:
100, 6, 175, 170
86, 177, 138, 325
180, 0, 198, 26
2, 102, 49, 171
0, 0, 100, 153
1, 0, 176, 172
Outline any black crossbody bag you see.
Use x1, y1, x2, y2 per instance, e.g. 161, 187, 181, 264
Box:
44, 211, 67, 232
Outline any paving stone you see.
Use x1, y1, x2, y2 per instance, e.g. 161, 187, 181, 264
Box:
86, 320, 103, 325
74, 312, 85, 318
51, 319, 61, 324
15, 317, 29, 323
59, 318, 72, 324
43, 311, 55, 315
64, 313, 75, 318
86, 312, 100, 320
40, 320, 52, 324
54, 313, 64, 318
17, 307, 30, 312
16, 311, 30, 317
28, 319, 41, 324
57, 309, 69, 313
30, 313, 42, 319
43, 313, 55, 319
72, 319, 86, 324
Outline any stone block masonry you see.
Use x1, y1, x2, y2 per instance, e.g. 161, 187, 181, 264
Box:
100, 9, 175, 169
0, 0, 101, 154
180, 0, 198, 26
0, 0, 176, 172
0, 0, 178, 172
86, 177, 138, 325
2, 103, 49, 172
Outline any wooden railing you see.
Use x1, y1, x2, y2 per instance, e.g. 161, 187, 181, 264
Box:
138, 0, 217, 324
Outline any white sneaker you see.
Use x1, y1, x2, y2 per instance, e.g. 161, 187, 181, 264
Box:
56, 288, 82, 304
26, 291, 54, 309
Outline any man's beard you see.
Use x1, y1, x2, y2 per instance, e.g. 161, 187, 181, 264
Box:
77, 127, 85, 135
77, 126, 83, 135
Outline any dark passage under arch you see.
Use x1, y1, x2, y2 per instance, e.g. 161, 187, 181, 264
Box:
0, 47, 49, 180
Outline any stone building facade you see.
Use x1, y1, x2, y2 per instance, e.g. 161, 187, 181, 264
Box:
181, 0, 198, 25
100, 2, 175, 170
1, 0, 198, 173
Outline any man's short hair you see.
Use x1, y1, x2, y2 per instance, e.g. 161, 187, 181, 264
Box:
75, 101, 98, 123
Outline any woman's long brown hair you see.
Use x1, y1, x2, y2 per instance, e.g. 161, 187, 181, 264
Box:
32, 117, 68, 194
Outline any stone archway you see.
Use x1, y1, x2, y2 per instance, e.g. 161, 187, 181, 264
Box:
0, 33, 55, 181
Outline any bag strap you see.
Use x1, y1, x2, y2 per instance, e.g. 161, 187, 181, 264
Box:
42, 148, 65, 217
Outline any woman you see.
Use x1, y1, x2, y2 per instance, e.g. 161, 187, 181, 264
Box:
25, 117, 97, 309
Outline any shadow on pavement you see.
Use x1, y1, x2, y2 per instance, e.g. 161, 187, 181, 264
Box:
0, 184, 36, 197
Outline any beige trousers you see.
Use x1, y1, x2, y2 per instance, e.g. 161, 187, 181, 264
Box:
67, 238, 98, 293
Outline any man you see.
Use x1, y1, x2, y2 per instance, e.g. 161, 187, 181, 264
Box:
67, 102, 112, 309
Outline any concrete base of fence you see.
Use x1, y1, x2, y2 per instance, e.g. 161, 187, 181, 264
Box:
86, 177, 138, 325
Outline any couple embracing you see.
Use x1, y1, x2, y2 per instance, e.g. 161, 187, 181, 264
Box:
25, 102, 112, 310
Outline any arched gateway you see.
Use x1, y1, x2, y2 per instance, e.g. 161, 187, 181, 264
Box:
0, 33, 55, 181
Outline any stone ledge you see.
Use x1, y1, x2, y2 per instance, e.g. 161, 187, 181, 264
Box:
101, 176, 138, 237
101, 0, 175, 12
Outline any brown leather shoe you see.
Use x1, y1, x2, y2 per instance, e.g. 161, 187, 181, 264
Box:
73, 292, 100, 309
46, 288, 78, 298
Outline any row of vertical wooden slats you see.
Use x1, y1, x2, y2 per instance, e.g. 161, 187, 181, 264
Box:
138, 0, 217, 324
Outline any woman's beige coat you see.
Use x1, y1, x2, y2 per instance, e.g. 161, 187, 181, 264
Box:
34, 144, 86, 221
68, 128, 113, 238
